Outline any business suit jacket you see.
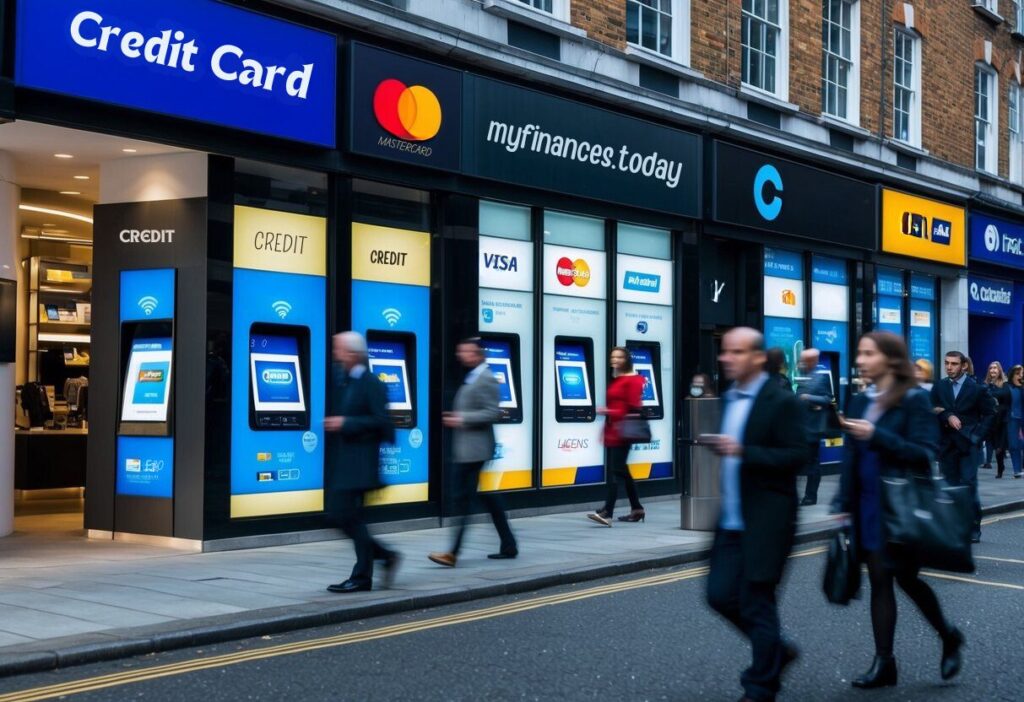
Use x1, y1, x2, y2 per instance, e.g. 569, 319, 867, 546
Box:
452, 366, 501, 464
734, 380, 808, 584
325, 364, 393, 495
930, 376, 996, 456
794, 371, 833, 441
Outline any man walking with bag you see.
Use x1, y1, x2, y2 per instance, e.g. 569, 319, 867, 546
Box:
701, 327, 806, 702
429, 338, 517, 566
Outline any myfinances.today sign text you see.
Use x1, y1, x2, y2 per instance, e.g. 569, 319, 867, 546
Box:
15, 0, 337, 147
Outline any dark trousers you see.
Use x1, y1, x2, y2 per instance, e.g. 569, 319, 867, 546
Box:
602, 445, 642, 516
450, 461, 516, 556
707, 530, 786, 702
333, 489, 394, 585
802, 441, 821, 501
939, 448, 982, 535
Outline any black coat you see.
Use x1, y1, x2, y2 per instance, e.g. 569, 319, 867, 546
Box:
986, 383, 1012, 451
325, 365, 393, 495
930, 376, 996, 456
733, 379, 807, 584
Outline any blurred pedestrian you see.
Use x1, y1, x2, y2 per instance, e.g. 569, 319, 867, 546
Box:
765, 347, 792, 393
429, 338, 517, 567
587, 346, 645, 526
702, 327, 805, 702
325, 332, 400, 593
689, 372, 716, 398
982, 361, 1010, 476
795, 348, 833, 506
833, 332, 964, 688
1007, 365, 1024, 479
914, 358, 934, 392
932, 351, 995, 543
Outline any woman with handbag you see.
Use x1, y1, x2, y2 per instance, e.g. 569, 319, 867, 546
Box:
1007, 365, 1024, 479
587, 347, 646, 526
834, 332, 964, 689
982, 361, 1010, 476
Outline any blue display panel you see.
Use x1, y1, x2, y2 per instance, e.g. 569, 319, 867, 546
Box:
117, 436, 174, 498
120, 268, 175, 323
554, 344, 592, 405
482, 340, 517, 408
367, 340, 413, 410
811, 255, 848, 285
909, 273, 936, 301
909, 298, 936, 364
764, 247, 804, 280
875, 268, 905, 337
121, 338, 173, 422
250, 335, 304, 409
629, 347, 660, 406
764, 317, 804, 383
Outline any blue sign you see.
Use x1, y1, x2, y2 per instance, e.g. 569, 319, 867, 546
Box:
968, 275, 1014, 318
764, 317, 804, 385
16, 0, 337, 147
753, 164, 784, 221
117, 436, 173, 498
908, 298, 935, 364
120, 268, 175, 322
877, 268, 904, 297
811, 255, 848, 285
623, 271, 662, 293
970, 214, 1024, 270
909, 273, 936, 301
764, 247, 803, 280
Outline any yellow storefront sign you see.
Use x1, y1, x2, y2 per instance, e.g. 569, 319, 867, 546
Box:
234, 205, 327, 276
881, 189, 966, 266
351, 222, 431, 286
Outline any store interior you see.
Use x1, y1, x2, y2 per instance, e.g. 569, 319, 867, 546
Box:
0, 121, 190, 537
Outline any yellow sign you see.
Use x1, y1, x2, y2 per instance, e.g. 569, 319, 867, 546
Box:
233, 205, 327, 276
881, 189, 966, 266
351, 222, 431, 286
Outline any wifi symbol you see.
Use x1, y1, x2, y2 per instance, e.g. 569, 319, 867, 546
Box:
382, 308, 402, 327
137, 296, 158, 316
272, 300, 292, 319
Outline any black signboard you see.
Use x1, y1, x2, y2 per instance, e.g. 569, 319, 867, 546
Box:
348, 43, 462, 172
463, 75, 701, 217
711, 141, 876, 250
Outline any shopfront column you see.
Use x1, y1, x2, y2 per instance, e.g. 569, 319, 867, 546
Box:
942, 277, 970, 357
0, 152, 19, 537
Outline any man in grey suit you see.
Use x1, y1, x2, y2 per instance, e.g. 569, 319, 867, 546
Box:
795, 348, 833, 506
429, 338, 518, 567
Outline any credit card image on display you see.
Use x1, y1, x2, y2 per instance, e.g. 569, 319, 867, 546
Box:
367, 329, 417, 429
118, 319, 174, 437
626, 340, 664, 420
554, 335, 595, 423
480, 333, 523, 424
248, 323, 311, 431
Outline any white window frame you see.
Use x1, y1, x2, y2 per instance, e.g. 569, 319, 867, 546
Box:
978, 0, 999, 14
625, 0, 691, 66
821, 0, 861, 124
741, 0, 790, 101
515, 0, 571, 22
975, 64, 999, 174
1017, 0, 1024, 32
1010, 82, 1023, 183
892, 28, 921, 148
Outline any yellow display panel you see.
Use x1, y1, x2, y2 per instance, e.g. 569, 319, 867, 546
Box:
233, 205, 327, 276
880, 189, 966, 266
351, 222, 431, 286
230, 489, 324, 518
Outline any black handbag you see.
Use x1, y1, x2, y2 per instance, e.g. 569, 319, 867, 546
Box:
880, 475, 975, 573
823, 527, 861, 605
619, 414, 652, 444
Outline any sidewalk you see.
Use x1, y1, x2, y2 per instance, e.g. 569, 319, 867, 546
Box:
1, 474, 1022, 676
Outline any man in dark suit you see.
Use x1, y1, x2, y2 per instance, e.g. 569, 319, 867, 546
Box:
429, 338, 517, 566
794, 348, 833, 506
324, 331, 400, 593
702, 327, 806, 702
931, 350, 995, 543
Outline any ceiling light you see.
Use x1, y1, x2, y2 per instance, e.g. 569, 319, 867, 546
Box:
122, 148, 138, 153
54, 153, 74, 159
73, 175, 90, 180
18, 204, 93, 224
59, 191, 81, 196
42, 223, 56, 227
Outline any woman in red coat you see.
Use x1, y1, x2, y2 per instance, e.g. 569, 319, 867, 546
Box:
587, 347, 646, 526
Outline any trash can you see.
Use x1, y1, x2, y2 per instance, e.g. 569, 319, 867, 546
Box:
681, 396, 722, 531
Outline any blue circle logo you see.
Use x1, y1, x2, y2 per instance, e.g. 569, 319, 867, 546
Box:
636, 320, 649, 334
409, 428, 423, 449
753, 164, 784, 221
302, 431, 318, 453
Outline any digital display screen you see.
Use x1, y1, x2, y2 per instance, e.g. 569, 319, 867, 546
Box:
121, 338, 173, 422
483, 339, 518, 409
368, 340, 412, 410
630, 347, 660, 407
250, 334, 306, 412
554, 343, 592, 406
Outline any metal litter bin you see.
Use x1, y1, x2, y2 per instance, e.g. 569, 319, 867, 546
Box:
681, 396, 722, 531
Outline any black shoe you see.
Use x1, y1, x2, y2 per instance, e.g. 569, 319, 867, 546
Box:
488, 550, 518, 559
851, 656, 897, 689
380, 552, 401, 589
941, 627, 965, 681
327, 579, 371, 594
800, 497, 817, 506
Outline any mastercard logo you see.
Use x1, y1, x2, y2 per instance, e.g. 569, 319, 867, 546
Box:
373, 79, 442, 141
556, 257, 591, 287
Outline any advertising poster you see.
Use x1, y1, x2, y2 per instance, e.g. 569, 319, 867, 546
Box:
876, 268, 905, 337
763, 248, 804, 382
881, 189, 966, 266
230, 208, 327, 518
351, 224, 432, 505
116, 436, 174, 498
120, 338, 173, 422
908, 298, 935, 363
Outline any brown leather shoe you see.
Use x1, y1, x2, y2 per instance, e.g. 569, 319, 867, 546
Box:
428, 552, 457, 567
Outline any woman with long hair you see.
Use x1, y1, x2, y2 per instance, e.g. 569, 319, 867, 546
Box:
765, 347, 792, 392
587, 347, 646, 526
914, 358, 934, 392
834, 331, 964, 689
983, 361, 1011, 476
1007, 365, 1024, 479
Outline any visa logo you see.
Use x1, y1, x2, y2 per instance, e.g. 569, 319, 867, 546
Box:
931, 219, 951, 245
483, 253, 518, 272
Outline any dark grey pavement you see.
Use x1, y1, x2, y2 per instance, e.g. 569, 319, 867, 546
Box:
0, 510, 1021, 701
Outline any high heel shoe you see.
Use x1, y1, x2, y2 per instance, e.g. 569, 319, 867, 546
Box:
617, 509, 646, 523
851, 655, 897, 689
941, 627, 965, 680
586, 509, 612, 527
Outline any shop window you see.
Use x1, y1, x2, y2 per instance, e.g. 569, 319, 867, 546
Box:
234, 160, 327, 216
515, 0, 570, 22
617, 222, 671, 259
763, 247, 804, 386
821, 0, 859, 123
626, 0, 690, 65
543, 210, 604, 249
742, 0, 789, 98
480, 200, 532, 241
975, 64, 999, 174
1010, 82, 1024, 184
351, 179, 430, 231
893, 29, 921, 147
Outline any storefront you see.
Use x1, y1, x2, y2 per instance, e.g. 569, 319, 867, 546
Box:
967, 212, 1024, 371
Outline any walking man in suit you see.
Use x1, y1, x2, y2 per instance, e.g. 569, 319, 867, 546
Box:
429, 338, 517, 567
702, 327, 806, 702
795, 348, 834, 506
931, 350, 995, 543
325, 331, 400, 593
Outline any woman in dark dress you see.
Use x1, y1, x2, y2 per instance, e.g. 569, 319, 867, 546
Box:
834, 332, 964, 689
982, 361, 1011, 477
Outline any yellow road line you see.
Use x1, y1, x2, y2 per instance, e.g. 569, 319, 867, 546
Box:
975, 555, 1024, 565
921, 571, 1024, 591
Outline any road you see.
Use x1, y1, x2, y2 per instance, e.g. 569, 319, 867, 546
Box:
1, 512, 1022, 702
